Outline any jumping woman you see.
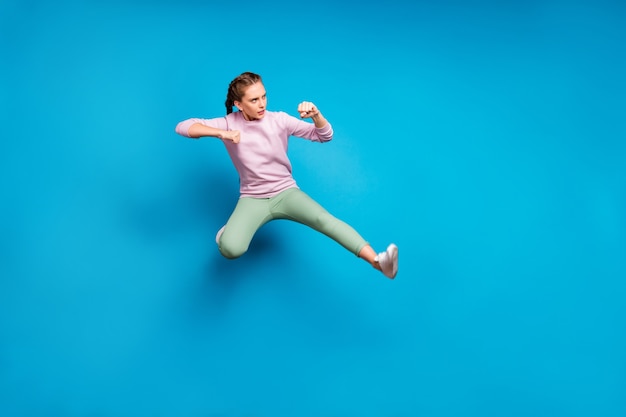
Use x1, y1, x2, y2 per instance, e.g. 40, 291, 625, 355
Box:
175, 72, 398, 279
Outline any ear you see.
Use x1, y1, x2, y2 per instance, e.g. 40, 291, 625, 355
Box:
233, 100, 241, 111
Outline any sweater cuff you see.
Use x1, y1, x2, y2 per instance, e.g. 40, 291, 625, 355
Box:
315, 123, 333, 141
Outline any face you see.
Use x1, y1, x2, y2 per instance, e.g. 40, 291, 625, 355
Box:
235, 82, 267, 121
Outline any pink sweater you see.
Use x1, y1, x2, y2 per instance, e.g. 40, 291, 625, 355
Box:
176, 111, 334, 198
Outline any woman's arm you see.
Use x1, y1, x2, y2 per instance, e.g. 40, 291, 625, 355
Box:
287, 102, 333, 142
188, 124, 240, 143
175, 118, 240, 143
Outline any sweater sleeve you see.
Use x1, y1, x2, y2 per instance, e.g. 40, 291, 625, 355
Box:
175, 117, 229, 137
279, 112, 333, 143
312, 122, 334, 142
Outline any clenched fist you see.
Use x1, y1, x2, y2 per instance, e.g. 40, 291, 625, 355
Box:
298, 101, 319, 119
220, 130, 241, 144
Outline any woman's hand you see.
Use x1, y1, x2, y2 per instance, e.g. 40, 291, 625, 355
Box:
298, 101, 319, 119
220, 130, 241, 144
297, 101, 328, 128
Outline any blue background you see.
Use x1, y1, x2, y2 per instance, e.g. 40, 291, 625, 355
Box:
1, 0, 625, 416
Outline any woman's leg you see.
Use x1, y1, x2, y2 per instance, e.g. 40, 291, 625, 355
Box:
272, 188, 398, 278
218, 197, 272, 259
271, 189, 370, 259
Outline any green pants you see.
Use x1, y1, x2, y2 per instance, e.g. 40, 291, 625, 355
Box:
218, 188, 368, 259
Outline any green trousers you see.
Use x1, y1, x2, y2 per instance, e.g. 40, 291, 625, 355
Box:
218, 188, 368, 259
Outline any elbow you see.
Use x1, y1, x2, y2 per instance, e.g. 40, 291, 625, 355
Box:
316, 124, 334, 142
175, 121, 191, 137
322, 128, 334, 143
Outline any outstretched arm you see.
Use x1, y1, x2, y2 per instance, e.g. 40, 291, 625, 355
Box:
298, 101, 328, 128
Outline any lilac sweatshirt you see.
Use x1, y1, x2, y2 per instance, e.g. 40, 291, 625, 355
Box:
175, 110, 334, 198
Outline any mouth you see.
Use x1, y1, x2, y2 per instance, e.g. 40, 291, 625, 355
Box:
257, 110, 265, 116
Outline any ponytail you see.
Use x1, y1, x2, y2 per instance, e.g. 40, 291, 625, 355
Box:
225, 98, 234, 115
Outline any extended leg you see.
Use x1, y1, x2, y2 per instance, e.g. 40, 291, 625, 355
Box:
273, 189, 398, 278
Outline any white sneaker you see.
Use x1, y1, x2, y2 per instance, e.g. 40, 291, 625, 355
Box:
375, 243, 398, 279
215, 225, 225, 245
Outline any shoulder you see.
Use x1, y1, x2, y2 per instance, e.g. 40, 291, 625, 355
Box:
271, 111, 294, 120
269, 110, 300, 127
224, 111, 247, 129
225, 112, 239, 123
262, 110, 293, 128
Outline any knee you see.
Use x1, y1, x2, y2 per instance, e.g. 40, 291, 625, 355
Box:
218, 239, 248, 259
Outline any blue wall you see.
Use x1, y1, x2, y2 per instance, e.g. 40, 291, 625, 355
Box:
1, 0, 625, 416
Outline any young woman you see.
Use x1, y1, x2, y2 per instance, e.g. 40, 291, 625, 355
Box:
175, 72, 398, 279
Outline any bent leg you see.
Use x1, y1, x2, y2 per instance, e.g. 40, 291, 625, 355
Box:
219, 197, 271, 259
